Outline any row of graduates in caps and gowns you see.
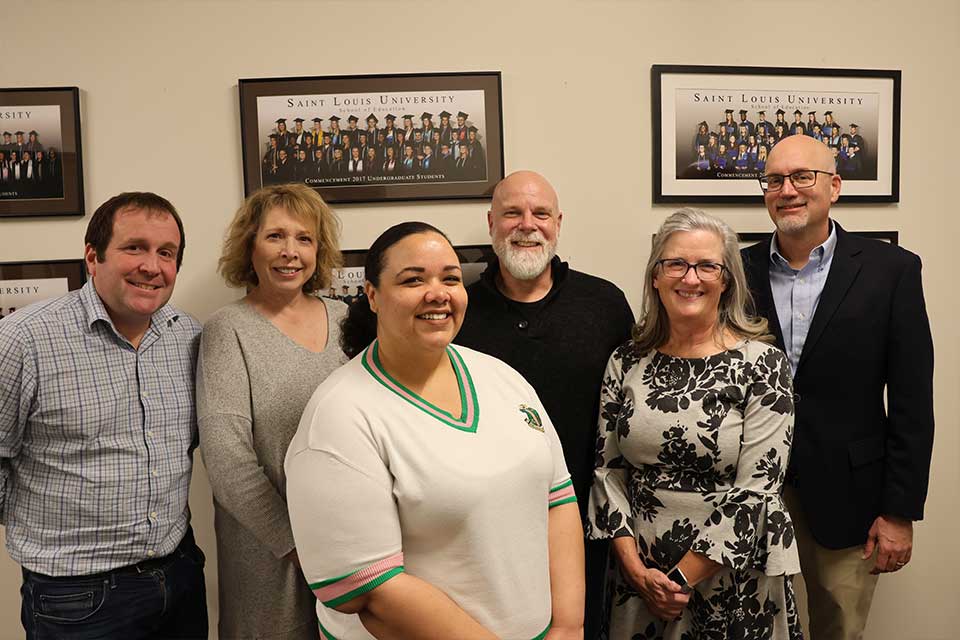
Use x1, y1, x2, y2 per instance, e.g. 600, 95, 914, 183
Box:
691, 107, 868, 178
0, 148, 64, 197
267, 140, 485, 184
262, 110, 487, 185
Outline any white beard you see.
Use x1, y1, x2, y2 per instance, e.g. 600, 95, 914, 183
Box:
493, 230, 557, 280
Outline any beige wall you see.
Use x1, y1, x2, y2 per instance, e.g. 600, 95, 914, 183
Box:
0, 1, 956, 637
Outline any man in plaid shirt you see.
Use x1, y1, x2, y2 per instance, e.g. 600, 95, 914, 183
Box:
0, 192, 207, 639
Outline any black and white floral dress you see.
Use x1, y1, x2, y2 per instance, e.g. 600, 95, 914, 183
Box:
587, 339, 803, 640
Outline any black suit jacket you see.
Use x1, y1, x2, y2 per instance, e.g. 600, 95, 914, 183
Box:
742, 223, 934, 549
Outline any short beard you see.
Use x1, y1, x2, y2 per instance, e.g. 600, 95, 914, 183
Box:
772, 210, 808, 235
493, 230, 557, 281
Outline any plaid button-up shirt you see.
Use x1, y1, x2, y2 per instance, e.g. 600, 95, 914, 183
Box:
0, 280, 201, 576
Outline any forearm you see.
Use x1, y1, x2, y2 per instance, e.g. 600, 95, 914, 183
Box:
548, 502, 585, 632
611, 534, 644, 574
199, 415, 295, 557
347, 573, 497, 640
676, 550, 723, 586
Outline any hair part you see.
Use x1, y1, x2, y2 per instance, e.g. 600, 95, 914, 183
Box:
218, 183, 342, 294
85, 192, 185, 270
632, 207, 772, 353
340, 221, 450, 358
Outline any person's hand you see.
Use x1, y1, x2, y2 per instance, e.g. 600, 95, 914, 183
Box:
284, 548, 301, 570
622, 565, 690, 621
863, 515, 913, 574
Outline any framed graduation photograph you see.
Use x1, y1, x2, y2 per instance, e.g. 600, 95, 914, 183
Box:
323, 244, 496, 303
0, 87, 84, 218
239, 72, 504, 204
652, 65, 901, 204
0, 258, 86, 319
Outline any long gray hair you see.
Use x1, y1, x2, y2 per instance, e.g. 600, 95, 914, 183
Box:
632, 207, 772, 352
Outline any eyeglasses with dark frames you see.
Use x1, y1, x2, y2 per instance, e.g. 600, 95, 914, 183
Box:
758, 169, 834, 192
656, 259, 727, 281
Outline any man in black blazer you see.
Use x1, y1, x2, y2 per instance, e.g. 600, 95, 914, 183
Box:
742, 135, 934, 640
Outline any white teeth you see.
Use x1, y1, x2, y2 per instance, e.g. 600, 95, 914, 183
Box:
513, 241, 540, 247
419, 313, 449, 320
677, 291, 702, 298
275, 267, 299, 274
132, 283, 159, 290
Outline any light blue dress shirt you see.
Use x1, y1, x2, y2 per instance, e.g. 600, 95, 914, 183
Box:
768, 222, 837, 376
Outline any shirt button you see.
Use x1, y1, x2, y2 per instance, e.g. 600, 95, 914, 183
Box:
151, 470, 158, 477
150, 512, 158, 519
146, 431, 153, 437
518, 320, 528, 330
146, 550, 155, 557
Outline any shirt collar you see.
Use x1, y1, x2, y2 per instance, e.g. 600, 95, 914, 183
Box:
79, 278, 179, 339
769, 219, 837, 271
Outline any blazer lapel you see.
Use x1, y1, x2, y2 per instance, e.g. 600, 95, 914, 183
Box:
745, 238, 786, 350
796, 226, 861, 374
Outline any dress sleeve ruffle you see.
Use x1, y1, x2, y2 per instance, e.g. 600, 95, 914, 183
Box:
692, 487, 800, 576
587, 467, 635, 540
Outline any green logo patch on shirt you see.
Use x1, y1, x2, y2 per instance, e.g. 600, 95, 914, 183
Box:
519, 404, 544, 431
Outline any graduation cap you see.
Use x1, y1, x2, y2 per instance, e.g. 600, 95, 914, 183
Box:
807, 111, 817, 115
457, 111, 468, 118
293, 117, 304, 123
268, 133, 278, 139
385, 113, 397, 121
439, 110, 452, 118
824, 110, 834, 116
724, 109, 734, 114
420, 112, 433, 120
757, 110, 766, 116
275, 118, 286, 124
311, 117, 323, 123
366, 113, 378, 122
14, 130, 24, 135
849, 123, 859, 128
698, 120, 708, 127
775, 109, 786, 116
793, 109, 803, 116
467, 125, 478, 133
402, 114, 415, 120
28, 130, 38, 135
739, 109, 748, 115
347, 115, 359, 122
328, 115, 341, 122
1, 131, 10, 136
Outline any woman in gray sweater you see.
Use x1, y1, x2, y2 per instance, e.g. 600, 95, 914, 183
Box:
197, 184, 348, 639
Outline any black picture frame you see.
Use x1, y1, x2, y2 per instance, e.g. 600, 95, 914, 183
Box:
652, 65, 901, 204
322, 244, 496, 303
0, 87, 84, 218
737, 230, 898, 248
0, 258, 86, 318
239, 72, 504, 204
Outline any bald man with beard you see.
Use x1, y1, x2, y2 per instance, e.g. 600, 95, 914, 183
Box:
742, 135, 934, 640
456, 171, 634, 640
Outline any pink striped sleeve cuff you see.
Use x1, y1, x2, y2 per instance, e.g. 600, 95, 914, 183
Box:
549, 479, 577, 508
309, 552, 404, 608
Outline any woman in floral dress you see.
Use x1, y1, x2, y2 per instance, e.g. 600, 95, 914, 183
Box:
588, 208, 803, 639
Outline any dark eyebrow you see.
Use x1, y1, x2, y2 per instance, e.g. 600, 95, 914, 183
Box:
395, 265, 462, 277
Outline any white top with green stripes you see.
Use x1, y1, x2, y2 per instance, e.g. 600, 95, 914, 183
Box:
285, 342, 574, 640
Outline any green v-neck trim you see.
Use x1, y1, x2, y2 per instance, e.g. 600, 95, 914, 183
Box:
361, 340, 480, 433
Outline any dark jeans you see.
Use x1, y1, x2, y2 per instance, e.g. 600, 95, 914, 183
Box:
20, 527, 208, 640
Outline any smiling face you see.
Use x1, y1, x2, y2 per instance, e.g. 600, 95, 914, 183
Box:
763, 135, 840, 237
250, 206, 317, 296
85, 207, 181, 339
653, 229, 727, 328
367, 232, 466, 355
488, 171, 562, 281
